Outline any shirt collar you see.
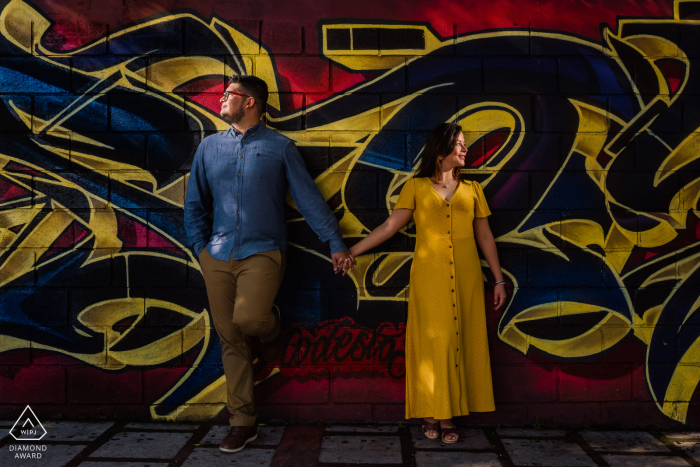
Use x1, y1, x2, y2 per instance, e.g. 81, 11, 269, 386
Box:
230, 121, 265, 138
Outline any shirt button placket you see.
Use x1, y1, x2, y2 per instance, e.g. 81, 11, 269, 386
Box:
449, 201, 460, 366
237, 141, 245, 240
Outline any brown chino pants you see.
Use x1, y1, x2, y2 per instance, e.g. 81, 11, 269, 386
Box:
199, 247, 286, 427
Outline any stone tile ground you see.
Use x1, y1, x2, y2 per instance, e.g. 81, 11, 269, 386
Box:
1, 421, 700, 466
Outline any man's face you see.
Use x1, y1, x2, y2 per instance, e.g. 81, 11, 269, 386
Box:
220, 83, 250, 124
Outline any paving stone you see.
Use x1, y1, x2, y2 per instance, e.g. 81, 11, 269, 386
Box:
182, 447, 275, 466
497, 428, 566, 437
251, 426, 285, 446
199, 425, 228, 445
42, 421, 114, 441
502, 439, 596, 467
125, 422, 199, 431
0, 444, 85, 466
319, 435, 402, 464
581, 431, 669, 452
327, 424, 399, 433
664, 432, 700, 439
415, 451, 501, 467
601, 455, 689, 467
79, 463, 169, 467
411, 426, 491, 449
90, 432, 191, 459
674, 441, 700, 462
200, 425, 284, 446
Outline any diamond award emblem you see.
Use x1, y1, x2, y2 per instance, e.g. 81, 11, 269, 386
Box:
9, 406, 47, 441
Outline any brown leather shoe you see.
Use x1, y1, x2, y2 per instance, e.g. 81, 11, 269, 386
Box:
220, 425, 258, 453
260, 306, 284, 363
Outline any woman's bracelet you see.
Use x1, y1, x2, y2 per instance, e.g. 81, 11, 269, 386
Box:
493, 280, 506, 287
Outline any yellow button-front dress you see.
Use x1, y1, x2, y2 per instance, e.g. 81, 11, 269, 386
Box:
394, 177, 495, 419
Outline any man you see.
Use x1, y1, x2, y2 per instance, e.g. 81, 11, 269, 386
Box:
184, 75, 353, 453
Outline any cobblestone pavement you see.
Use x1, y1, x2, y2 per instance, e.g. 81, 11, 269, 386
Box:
3, 419, 700, 466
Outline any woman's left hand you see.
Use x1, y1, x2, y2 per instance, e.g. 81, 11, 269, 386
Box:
494, 283, 507, 310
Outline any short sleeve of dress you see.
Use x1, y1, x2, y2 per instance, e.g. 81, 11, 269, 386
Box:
472, 181, 491, 218
393, 177, 416, 211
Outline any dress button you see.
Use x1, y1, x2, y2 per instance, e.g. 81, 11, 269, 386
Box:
455, 364, 458, 367
454, 317, 456, 320
447, 204, 450, 207
452, 289, 454, 292
449, 245, 452, 248
453, 304, 455, 307
451, 276, 454, 279
447, 215, 450, 218
449, 262, 453, 265
456, 332, 459, 335
448, 231, 450, 234
456, 348, 459, 351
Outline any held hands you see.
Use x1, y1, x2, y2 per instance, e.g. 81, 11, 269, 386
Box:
331, 251, 356, 276
494, 283, 507, 310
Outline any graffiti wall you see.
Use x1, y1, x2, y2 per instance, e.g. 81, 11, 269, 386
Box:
2, 0, 700, 426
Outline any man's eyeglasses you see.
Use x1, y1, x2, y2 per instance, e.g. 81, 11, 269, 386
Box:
221, 90, 251, 101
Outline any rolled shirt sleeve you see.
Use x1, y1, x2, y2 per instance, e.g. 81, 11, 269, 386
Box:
184, 142, 213, 256
283, 141, 348, 254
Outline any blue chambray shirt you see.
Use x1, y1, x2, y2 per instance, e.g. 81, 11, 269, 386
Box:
184, 121, 347, 261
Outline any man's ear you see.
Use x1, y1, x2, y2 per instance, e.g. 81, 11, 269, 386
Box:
247, 97, 256, 110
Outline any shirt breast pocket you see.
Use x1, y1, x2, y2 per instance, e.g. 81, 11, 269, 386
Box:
250, 148, 283, 180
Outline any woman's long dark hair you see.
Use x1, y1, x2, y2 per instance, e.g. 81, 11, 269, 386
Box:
415, 123, 463, 183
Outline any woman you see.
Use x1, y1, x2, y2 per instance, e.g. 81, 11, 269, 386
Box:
348, 123, 507, 443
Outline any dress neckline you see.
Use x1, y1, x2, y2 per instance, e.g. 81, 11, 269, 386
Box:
427, 178, 462, 203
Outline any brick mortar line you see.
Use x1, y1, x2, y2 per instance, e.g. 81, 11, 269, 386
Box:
118, 429, 199, 432
167, 422, 213, 467
568, 431, 611, 467
397, 424, 416, 467
61, 420, 126, 467
653, 433, 700, 467
483, 427, 516, 467
86, 456, 177, 462
594, 451, 693, 456
197, 443, 280, 449
318, 464, 394, 467
414, 447, 497, 452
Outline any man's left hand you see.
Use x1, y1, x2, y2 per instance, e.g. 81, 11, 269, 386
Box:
331, 251, 355, 275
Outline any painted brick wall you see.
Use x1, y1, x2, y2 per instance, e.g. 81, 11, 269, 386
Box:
1, 0, 699, 428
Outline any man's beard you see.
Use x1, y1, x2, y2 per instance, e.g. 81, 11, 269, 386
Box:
222, 102, 245, 124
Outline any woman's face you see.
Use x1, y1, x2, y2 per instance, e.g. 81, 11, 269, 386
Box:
441, 132, 467, 170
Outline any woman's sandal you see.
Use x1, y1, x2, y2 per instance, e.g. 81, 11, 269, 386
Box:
440, 427, 459, 444
421, 420, 441, 440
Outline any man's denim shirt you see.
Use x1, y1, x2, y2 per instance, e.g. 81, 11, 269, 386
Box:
184, 122, 347, 261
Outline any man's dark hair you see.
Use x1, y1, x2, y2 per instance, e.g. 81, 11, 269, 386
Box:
229, 75, 268, 115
